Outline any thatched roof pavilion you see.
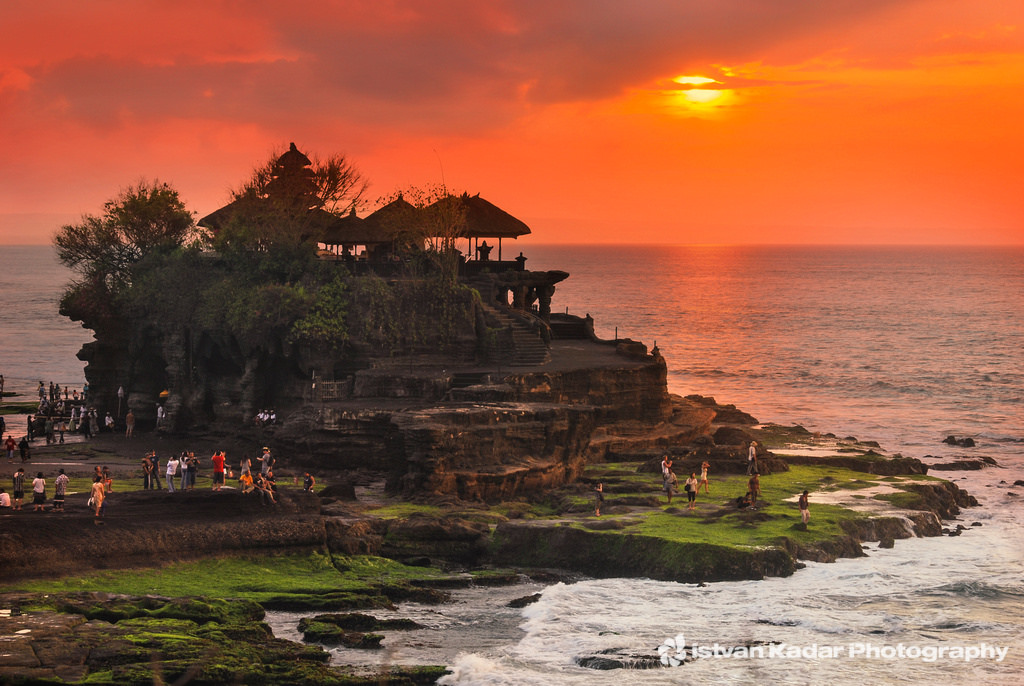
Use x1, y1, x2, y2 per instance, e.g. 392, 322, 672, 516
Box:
427, 193, 531, 261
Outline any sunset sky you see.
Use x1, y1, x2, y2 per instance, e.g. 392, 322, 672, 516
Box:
2, 0, 1022, 245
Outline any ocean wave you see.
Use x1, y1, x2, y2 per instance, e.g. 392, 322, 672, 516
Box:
437, 653, 512, 686
918, 581, 1024, 600
677, 368, 735, 378
977, 432, 1024, 443
919, 619, 1003, 633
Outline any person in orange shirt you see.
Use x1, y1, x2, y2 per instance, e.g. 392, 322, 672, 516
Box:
210, 451, 227, 491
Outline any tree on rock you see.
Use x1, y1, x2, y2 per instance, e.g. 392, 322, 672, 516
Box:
54, 180, 195, 329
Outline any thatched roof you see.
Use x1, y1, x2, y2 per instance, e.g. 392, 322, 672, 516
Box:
319, 208, 402, 246
197, 198, 339, 237
428, 193, 531, 239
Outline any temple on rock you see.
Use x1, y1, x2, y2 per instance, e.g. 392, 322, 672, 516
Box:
71, 142, 680, 503
199, 143, 568, 324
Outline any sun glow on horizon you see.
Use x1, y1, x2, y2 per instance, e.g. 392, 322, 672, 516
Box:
673, 75, 719, 85
665, 74, 733, 112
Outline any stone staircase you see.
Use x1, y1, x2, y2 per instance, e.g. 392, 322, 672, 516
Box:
482, 305, 551, 366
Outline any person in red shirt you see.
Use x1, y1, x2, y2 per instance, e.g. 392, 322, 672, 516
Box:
4, 435, 16, 462
211, 451, 226, 491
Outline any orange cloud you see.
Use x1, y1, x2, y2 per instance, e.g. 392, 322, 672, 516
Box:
0, 0, 1021, 245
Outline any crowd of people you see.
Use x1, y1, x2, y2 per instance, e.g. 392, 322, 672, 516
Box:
253, 409, 277, 426
2, 445, 320, 517
645, 442, 811, 523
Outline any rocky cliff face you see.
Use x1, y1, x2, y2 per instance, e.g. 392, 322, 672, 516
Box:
274, 349, 688, 501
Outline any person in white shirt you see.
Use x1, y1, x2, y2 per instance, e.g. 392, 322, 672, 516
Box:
165, 455, 180, 493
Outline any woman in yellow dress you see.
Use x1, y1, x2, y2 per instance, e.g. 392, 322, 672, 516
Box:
90, 475, 105, 517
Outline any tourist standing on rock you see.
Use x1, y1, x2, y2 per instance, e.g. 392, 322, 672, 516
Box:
102, 466, 112, 493
660, 455, 672, 480
748, 473, 761, 505
142, 454, 154, 489
186, 452, 198, 490
179, 452, 189, 491
90, 476, 105, 518
5, 434, 15, 462
125, 410, 135, 438
12, 467, 26, 510
211, 451, 226, 491
747, 441, 758, 475
156, 404, 165, 429
151, 453, 162, 489
260, 447, 274, 476
663, 469, 677, 504
165, 454, 179, 493
685, 472, 698, 512
303, 472, 316, 493
104, 412, 114, 433
31, 472, 46, 512
799, 490, 810, 525
53, 469, 68, 512
19, 436, 30, 462
699, 461, 710, 494
44, 416, 54, 445
594, 483, 604, 516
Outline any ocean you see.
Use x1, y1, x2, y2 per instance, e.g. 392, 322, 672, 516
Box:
3, 244, 1023, 684
0, 245, 90, 398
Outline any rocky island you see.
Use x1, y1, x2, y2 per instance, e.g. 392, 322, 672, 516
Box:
0, 145, 979, 684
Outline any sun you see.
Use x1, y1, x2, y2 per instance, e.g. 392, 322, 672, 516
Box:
669, 75, 732, 112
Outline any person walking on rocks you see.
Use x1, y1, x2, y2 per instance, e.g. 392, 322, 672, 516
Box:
799, 490, 810, 525
698, 460, 710, 494
663, 469, 677, 504
594, 483, 604, 516
12, 467, 25, 510
748, 473, 761, 506
150, 453, 162, 489
238, 456, 250, 489
179, 452, 189, 491
685, 472, 699, 512
260, 447, 274, 477
747, 441, 759, 475
186, 452, 198, 490
53, 469, 69, 512
4, 435, 15, 462
31, 471, 46, 512
90, 475, 105, 519
211, 451, 226, 491
142, 454, 154, 490
165, 454, 179, 493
